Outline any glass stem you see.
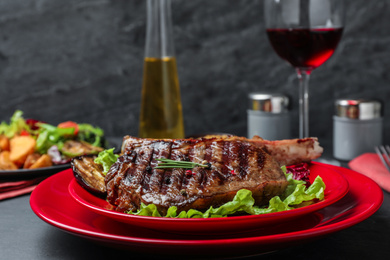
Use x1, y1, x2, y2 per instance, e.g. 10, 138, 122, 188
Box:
296, 68, 311, 138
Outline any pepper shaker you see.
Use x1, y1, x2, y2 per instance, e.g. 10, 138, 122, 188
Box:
247, 93, 290, 140
333, 99, 383, 160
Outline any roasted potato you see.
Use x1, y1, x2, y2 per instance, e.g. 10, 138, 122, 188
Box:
29, 154, 53, 169
0, 151, 18, 170
0, 135, 10, 152
9, 136, 36, 167
23, 153, 41, 169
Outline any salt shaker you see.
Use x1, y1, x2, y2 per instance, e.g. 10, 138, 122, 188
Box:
333, 99, 383, 160
247, 93, 290, 140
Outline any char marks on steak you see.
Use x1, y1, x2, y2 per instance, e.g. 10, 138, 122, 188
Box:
106, 136, 288, 215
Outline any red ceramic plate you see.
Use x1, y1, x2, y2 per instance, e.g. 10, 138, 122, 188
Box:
30, 163, 383, 258
67, 162, 349, 234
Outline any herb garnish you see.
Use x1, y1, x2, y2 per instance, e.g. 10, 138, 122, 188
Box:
154, 158, 211, 169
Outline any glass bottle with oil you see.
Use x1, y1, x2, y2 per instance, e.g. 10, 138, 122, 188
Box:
138, 0, 184, 139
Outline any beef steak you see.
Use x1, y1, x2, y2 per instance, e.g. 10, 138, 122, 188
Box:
105, 136, 288, 215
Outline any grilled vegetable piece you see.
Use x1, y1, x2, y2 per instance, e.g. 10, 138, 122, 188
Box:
62, 140, 104, 158
71, 155, 106, 198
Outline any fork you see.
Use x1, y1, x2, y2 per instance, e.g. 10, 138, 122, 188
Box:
375, 145, 390, 172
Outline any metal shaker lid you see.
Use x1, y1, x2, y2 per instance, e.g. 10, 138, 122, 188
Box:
335, 99, 383, 119
248, 93, 289, 113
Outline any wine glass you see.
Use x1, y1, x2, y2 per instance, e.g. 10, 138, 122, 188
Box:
264, 0, 344, 138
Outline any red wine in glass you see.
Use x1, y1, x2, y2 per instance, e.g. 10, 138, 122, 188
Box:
266, 28, 343, 70
264, 0, 344, 138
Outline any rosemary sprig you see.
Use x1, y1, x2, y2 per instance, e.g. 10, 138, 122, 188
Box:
154, 158, 210, 169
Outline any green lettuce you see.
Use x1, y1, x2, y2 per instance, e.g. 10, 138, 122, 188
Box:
127, 167, 326, 218
35, 123, 105, 155
35, 123, 75, 154
77, 123, 105, 147
0, 110, 31, 138
94, 148, 119, 175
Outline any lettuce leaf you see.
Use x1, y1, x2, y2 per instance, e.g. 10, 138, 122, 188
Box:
94, 148, 119, 175
127, 167, 326, 218
35, 122, 105, 155
77, 123, 105, 147
35, 123, 75, 154
0, 110, 31, 138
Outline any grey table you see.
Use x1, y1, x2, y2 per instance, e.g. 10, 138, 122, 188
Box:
1, 157, 390, 259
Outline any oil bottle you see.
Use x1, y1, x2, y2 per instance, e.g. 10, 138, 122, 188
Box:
138, 0, 184, 139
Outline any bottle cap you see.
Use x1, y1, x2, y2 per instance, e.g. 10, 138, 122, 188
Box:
248, 93, 289, 113
335, 99, 383, 120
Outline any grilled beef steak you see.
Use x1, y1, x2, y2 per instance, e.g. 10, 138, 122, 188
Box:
121, 135, 323, 167
106, 136, 288, 215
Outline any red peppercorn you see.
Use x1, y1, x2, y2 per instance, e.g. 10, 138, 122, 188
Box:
185, 170, 192, 176
231, 170, 236, 175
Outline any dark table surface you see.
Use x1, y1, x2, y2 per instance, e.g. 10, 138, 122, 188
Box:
1, 156, 390, 260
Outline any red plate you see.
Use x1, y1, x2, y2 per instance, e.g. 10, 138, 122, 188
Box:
67, 162, 349, 234
30, 163, 383, 258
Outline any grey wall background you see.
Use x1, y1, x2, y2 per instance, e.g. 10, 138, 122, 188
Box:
0, 0, 389, 153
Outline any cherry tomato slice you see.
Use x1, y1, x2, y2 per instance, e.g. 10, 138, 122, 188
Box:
57, 121, 79, 135
20, 130, 30, 136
